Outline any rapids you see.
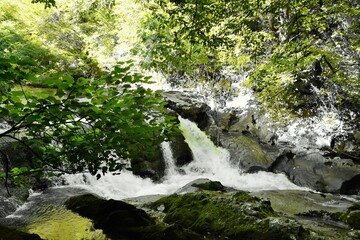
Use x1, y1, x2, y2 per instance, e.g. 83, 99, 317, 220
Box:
58, 116, 305, 200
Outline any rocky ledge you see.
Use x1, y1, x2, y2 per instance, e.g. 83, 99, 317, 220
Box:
62, 179, 360, 240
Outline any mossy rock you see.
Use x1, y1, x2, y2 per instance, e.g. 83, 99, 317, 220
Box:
131, 145, 165, 181
65, 194, 156, 239
65, 194, 155, 226
219, 132, 274, 172
297, 202, 360, 238
339, 204, 360, 230
150, 191, 310, 240
192, 180, 225, 192
64, 194, 203, 240
0, 224, 42, 240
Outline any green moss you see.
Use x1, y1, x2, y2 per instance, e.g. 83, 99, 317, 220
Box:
26, 205, 107, 240
232, 134, 271, 166
345, 211, 360, 229
192, 181, 225, 192
348, 203, 360, 211
299, 206, 360, 231
150, 191, 308, 240
251, 190, 352, 216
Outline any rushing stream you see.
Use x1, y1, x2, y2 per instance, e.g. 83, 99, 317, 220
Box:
2, 88, 358, 240
51, 116, 304, 200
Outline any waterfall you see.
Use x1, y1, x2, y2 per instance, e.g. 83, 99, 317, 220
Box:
276, 84, 353, 150
60, 116, 304, 200
160, 141, 177, 176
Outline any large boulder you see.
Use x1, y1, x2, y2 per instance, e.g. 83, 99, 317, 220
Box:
340, 174, 360, 195
270, 151, 360, 193
253, 190, 360, 239
211, 106, 279, 144
219, 132, 276, 172
175, 178, 229, 194
169, 133, 193, 167
65, 194, 202, 240
150, 190, 311, 240
130, 145, 166, 180
65, 194, 155, 240
161, 91, 211, 130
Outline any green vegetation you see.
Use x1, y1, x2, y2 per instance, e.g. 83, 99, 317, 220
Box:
135, 0, 360, 119
1, 0, 359, 191
150, 190, 311, 239
0, 0, 178, 191
26, 205, 107, 240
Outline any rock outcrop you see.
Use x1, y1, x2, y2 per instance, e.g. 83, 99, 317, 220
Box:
271, 151, 360, 193
65, 193, 202, 240
161, 90, 360, 194
161, 91, 211, 130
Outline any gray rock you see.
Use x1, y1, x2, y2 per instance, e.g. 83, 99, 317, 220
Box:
175, 178, 235, 194
175, 178, 213, 194
219, 132, 275, 172
161, 91, 211, 130
271, 151, 360, 193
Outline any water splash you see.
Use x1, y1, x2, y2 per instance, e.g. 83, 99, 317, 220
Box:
277, 85, 354, 150
277, 111, 348, 150
62, 116, 304, 200
160, 141, 177, 176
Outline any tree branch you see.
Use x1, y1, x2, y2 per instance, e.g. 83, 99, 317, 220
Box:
2, 134, 72, 174
0, 149, 11, 196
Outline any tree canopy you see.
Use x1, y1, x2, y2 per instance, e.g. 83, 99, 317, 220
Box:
0, 0, 359, 190
0, 0, 177, 190
135, 0, 360, 120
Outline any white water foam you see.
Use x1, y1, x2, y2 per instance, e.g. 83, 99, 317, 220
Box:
62, 116, 305, 200
277, 110, 349, 150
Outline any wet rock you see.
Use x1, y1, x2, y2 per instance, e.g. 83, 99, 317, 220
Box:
251, 190, 354, 216
219, 132, 275, 172
149, 190, 312, 240
65, 194, 155, 239
65, 194, 201, 240
296, 203, 360, 235
170, 133, 193, 167
130, 145, 165, 180
0, 195, 21, 218
65, 194, 153, 223
341, 174, 360, 195
175, 178, 232, 194
161, 91, 211, 130
0, 224, 42, 240
270, 151, 360, 193
346, 210, 360, 229
0, 184, 29, 218
192, 180, 226, 192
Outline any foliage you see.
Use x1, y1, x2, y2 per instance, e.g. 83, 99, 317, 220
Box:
136, 0, 360, 119
31, 0, 56, 8
0, 0, 103, 80
0, 0, 180, 191
0, 55, 177, 188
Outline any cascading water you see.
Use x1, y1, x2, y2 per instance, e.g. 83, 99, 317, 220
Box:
160, 141, 177, 176
276, 84, 354, 151
58, 116, 304, 200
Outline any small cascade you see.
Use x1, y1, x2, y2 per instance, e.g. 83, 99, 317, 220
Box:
160, 141, 177, 176
276, 84, 355, 150
175, 117, 303, 191
60, 116, 304, 200
177, 116, 236, 176
277, 112, 347, 150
